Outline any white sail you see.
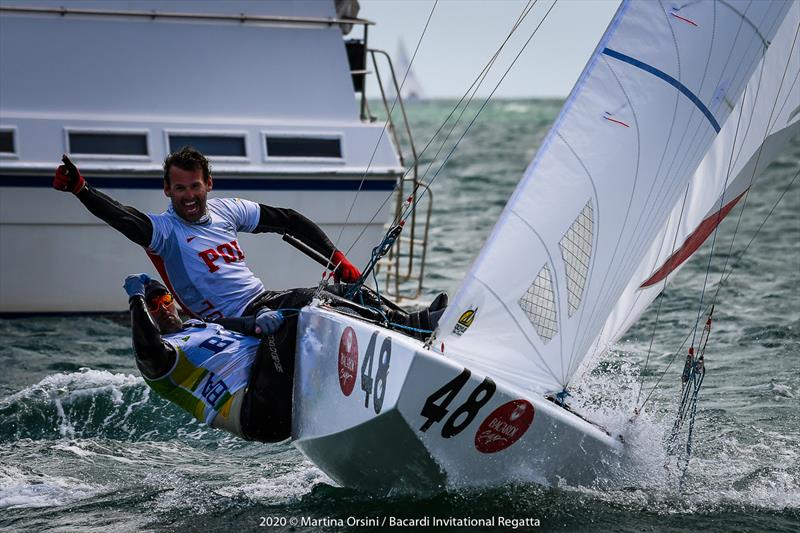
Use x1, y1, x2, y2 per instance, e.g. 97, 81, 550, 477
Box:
436, 0, 795, 394
599, 2, 800, 357
393, 38, 424, 101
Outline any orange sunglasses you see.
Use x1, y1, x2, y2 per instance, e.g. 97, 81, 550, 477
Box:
147, 293, 174, 312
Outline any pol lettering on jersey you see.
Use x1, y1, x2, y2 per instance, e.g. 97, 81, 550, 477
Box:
147, 198, 265, 318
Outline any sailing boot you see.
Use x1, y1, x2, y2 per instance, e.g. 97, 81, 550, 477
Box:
428, 292, 448, 313
406, 292, 448, 339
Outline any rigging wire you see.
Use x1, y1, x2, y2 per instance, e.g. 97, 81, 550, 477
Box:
636, 166, 800, 413
390, 0, 541, 226
398, 0, 560, 226
325, 0, 439, 279
340, 0, 541, 259
632, 9, 778, 406
661, 82, 751, 459
593, 3, 793, 368
689, 11, 799, 349
580, 4, 786, 386
633, 185, 691, 408
637, 19, 799, 418
344, 0, 560, 299
707, 22, 800, 310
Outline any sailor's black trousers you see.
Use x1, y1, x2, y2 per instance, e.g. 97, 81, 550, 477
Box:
238, 285, 413, 442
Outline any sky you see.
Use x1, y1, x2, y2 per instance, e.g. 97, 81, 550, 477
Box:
359, 0, 621, 99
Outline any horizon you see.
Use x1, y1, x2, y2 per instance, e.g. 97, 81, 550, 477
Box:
360, 0, 621, 99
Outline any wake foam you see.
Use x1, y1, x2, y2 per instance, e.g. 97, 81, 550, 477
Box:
0, 368, 195, 442
0, 464, 107, 510
565, 345, 800, 512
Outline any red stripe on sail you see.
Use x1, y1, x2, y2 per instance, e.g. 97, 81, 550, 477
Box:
604, 116, 630, 128
670, 12, 698, 27
146, 250, 199, 318
640, 190, 747, 288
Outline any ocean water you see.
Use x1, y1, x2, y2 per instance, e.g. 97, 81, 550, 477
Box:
1, 100, 798, 532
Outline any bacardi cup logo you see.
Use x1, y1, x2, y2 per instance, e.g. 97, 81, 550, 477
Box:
474, 399, 534, 453
338, 327, 358, 396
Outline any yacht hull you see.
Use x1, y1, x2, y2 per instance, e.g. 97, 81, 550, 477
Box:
292, 306, 623, 492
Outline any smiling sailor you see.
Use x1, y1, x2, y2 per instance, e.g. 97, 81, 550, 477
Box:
124, 273, 293, 442
124, 271, 446, 443
53, 146, 361, 319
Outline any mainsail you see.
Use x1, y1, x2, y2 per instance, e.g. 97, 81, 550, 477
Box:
436, 0, 798, 394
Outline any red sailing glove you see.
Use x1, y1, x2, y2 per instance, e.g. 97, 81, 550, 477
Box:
53, 154, 86, 194
331, 250, 361, 283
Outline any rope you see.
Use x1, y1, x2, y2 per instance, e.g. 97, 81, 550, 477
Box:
345, 222, 404, 298
637, 167, 800, 414
398, 0, 560, 226
666, 311, 710, 488
321, 0, 439, 294
637, 22, 799, 418
340, 0, 542, 259
555, 389, 571, 406
340, 0, 559, 291
389, 322, 434, 335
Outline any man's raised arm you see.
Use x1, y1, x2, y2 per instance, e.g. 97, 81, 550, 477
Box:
54, 155, 153, 247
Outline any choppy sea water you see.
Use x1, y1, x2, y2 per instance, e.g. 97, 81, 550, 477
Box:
1, 100, 798, 532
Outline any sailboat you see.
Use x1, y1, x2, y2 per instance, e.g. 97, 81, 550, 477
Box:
393, 38, 424, 101
291, 0, 799, 491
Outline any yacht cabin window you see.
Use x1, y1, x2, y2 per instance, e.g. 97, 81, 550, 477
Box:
168, 134, 247, 158
67, 131, 149, 157
265, 135, 342, 159
0, 128, 16, 156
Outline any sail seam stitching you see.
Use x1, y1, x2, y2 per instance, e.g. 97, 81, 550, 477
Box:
508, 208, 568, 385
472, 276, 562, 387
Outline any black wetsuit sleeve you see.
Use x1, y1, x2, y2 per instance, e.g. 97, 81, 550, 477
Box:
255, 204, 336, 258
130, 296, 177, 379
76, 184, 153, 247
211, 316, 257, 336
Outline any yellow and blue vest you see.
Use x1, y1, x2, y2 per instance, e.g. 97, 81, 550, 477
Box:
144, 320, 259, 425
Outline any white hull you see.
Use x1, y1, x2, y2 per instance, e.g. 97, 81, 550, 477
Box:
292, 306, 623, 492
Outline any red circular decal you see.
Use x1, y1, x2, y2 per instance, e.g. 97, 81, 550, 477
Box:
338, 327, 358, 396
474, 399, 534, 454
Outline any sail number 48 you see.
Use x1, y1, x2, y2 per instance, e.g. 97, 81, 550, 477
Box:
419, 369, 496, 438
361, 331, 391, 414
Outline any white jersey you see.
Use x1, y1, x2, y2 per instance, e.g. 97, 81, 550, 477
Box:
153, 320, 260, 426
147, 198, 264, 319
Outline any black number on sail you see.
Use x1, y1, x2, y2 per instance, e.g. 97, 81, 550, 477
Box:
419, 368, 471, 432
360, 331, 378, 408
372, 337, 391, 414
441, 377, 496, 439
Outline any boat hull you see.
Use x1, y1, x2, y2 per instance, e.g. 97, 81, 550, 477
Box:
292, 305, 623, 492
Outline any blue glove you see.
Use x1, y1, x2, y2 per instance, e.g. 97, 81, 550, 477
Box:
124, 273, 151, 298
255, 309, 285, 335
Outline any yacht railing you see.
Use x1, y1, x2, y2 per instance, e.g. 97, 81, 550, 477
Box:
365, 49, 432, 302
4, 3, 432, 301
